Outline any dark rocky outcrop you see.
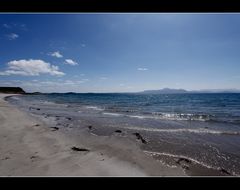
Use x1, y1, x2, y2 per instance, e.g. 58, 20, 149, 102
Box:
0, 87, 25, 94
115, 130, 122, 133
31, 92, 42, 95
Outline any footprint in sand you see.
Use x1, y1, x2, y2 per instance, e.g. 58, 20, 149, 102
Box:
1, 156, 10, 160
71, 146, 90, 152
50, 127, 59, 131
30, 155, 40, 162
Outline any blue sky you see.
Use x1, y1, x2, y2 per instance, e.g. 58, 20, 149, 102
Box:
1, 14, 240, 93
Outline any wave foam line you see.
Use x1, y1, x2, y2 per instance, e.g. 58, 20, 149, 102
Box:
124, 126, 240, 135
102, 112, 123, 116
128, 113, 211, 121
85, 106, 105, 111
144, 150, 220, 171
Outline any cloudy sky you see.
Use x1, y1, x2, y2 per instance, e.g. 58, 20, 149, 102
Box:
1, 14, 240, 93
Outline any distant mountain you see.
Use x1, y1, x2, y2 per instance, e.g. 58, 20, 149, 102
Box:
25, 92, 43, 95
141, 88, 188, 94
66, 92, 77, 94
191, 89, 240, 93
140, 88, 240, 94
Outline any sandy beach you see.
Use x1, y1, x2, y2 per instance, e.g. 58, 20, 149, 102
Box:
0, 93, 186, 176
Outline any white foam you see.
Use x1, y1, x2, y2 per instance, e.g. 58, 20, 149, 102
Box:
126, 112, 210, 121
152, 112, 210, 121
42, 100, 58, 105
128, 115, 147, 119
143, 150, 215, 170
10, 96, 20, 100
124, 126, 240, 135
145, 151, 239, 175
102, 112, 123, 116
85, 106, 104, 111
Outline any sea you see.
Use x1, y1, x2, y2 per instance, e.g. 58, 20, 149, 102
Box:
6, 93, 240, 175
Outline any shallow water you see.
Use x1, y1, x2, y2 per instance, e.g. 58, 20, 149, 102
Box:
6, 93, 240, 175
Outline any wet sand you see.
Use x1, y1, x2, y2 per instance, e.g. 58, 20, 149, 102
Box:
0, 94, 186, 176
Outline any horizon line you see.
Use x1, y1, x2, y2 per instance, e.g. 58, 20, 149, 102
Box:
2, 86, 240, 94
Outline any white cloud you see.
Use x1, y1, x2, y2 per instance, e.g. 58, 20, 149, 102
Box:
73, 74, 85, 78
64, 59, 78, 66
3, 24, 11, 28
0, 59, 65, 76
8, 79, 89, 88
7, 79, 89, 92
137, 68, 148, 71
20, 24, 26, 28
6, 33, 19, 40
3, 23, 27, 31
119, 83, 133, 89
49, 51, 63, 58
100, 77, 108, 80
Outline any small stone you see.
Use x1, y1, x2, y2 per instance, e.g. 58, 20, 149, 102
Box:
132, 132, 147, 144
2, 157, 10, 160
182, 165, 189, 170
71, 146, 89, 152
50, 127, 59, 131
220, 168, 231, 175
176, 158, 191, 164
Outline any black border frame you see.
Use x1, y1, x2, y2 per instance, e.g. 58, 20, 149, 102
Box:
1, 0, 240, 12
0, 0, 240, 186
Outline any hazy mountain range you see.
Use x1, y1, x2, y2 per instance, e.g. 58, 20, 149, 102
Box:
140, 88, 240, 94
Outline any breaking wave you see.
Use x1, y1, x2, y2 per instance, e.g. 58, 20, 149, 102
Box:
127, 112, 212, 121
103, 112, 123, 116
124, 126, 240, 136
85, 106, 105, 111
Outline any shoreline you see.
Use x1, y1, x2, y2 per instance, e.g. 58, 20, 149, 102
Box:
0, 93, 186, 176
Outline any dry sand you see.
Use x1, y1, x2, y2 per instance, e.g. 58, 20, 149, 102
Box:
0, 93, 185, 176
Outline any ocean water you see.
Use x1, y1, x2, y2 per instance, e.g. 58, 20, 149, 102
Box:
13, 93, 240, 122
7, 93, 240, 175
